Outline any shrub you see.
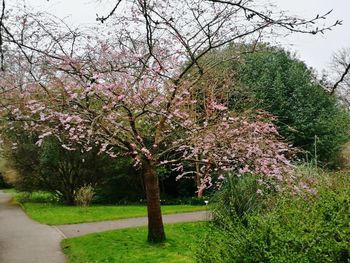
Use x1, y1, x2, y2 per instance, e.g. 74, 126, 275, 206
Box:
15, 191, 59, 204
1, 168, 20, 187
210, 174, 265, 225
196, 171, 350, 262
74, 185, 95, 207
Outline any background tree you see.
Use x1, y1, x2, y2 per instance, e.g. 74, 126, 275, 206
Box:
329, 47, 350, 109
1, 126, 118, 204
237, 47, 350, 167
188, 46, 350, 167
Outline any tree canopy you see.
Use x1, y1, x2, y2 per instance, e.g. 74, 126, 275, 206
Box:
0, 0, 342, 242
237, 48, 350, 167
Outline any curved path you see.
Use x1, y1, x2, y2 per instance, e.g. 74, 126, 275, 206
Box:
0, 190, 67, 263
0, 189, 210, 262
56, 210, 211, 238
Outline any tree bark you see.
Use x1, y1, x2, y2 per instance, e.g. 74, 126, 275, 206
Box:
197, 187, 204, 198
144, 160, 166, 242
195, 156, 203, 198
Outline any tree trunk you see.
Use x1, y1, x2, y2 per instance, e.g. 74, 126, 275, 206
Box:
61, 190, 75, 205
144, 160, 166, 242
197, 187, 204, 198
195, 156, 203, 198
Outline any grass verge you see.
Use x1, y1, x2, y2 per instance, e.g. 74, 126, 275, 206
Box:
5, 190, 206, 225
21, 203, 206, 225
62, 222, 206, 263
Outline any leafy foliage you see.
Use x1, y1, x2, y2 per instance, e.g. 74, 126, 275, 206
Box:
236, 47, 350, 167
196, 171, 350, 262
13, 191, 59, 204
210, 174, 264, 224
1, 128, 117, 204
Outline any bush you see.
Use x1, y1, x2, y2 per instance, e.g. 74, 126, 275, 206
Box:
196, 171, 350, 262
74, 185, 94, 207
15, 191, 59, 203
210, 174, 266, 225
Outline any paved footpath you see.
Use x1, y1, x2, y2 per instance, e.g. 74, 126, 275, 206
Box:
0, 190, 67, 263
0, 189, 210, 262
56, 210, 211, 238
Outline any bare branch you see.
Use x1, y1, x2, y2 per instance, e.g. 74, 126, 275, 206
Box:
331, 62, 350, 94
0, 0, 5, 71
96, 0, 123, 23
206, 0, 341, 34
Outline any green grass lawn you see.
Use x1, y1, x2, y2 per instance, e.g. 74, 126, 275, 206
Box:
5, 190, 206, 225
62, 222, 206, 263
21, 203, 206, 225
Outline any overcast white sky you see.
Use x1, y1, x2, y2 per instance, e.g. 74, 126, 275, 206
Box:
20, 0, 350, 74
